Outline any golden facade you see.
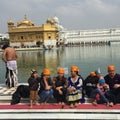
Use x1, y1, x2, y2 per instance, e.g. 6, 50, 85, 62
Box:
8, 16, 59, 47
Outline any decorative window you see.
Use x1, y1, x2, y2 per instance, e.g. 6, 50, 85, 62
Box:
21, 36, 24, 39
48, 36, 51, 39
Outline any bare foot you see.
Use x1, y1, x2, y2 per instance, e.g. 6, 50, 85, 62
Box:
58, 102, 62, 105
30, 105, 33, 108
61, 102, 65, 109
44, 102, 48, 105
92, 101, 97, 106
61, 102, 65, 105
34, 102, 39, 105
106, 102, 110, 107
109, 102, 113, 107
74, 103, 78, 107
40, 102, 44, 105
70, 103, 74, 108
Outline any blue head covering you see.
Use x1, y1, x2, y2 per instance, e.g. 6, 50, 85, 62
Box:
99, 79, 105, 83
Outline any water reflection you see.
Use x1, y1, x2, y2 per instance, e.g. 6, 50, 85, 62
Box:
60, 45, 120, 78
0, 45, 120, 83
16, 49, 64, 83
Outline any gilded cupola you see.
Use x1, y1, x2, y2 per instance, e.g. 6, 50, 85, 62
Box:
8, 20, 14, 26
17, 15, 34, 27
46, 17, 55, 25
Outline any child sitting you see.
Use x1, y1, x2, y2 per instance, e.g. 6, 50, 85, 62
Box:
92, 79, 110, 106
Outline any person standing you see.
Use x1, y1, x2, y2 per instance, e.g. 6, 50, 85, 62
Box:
28, 69, 40, 108
2, 44, 18, 88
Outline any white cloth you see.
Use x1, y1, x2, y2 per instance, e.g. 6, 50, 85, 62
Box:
5, 60, 18, 87
7, 60, 17, 70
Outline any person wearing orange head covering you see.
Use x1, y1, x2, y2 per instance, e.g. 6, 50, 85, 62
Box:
83, 71, 99, 97
84, 71, 110, 106
104, 65, 120, 106
53, 68, 68, 105
38, 68, 53, 104
66, 65, 84, 108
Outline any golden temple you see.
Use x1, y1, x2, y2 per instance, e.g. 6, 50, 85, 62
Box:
8, 15, 59, 47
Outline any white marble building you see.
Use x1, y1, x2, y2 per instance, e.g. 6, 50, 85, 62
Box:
59, 28, 120, 45
55, 16, 120, 45
0, 33, 9, 41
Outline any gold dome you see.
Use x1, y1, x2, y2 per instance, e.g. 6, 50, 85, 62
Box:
50, 20, 55, 24
17, 15, 34, 27
46, 17, 52, 24
8, 20, 14, 25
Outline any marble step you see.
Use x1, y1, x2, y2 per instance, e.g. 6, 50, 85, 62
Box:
0, 108, 119, 120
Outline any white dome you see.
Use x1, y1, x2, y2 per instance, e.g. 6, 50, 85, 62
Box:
56, 24, 64, 30
59, 25, 64, 30
53, 16, 59, 24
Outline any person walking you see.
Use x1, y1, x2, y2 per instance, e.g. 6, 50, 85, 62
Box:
2, 44, 18, 88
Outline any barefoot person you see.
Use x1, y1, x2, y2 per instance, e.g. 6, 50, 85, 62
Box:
28, 69, 40, 108
39, 68, 53, 104
104, 65, 120, 106
53, 68, 68, 105
66, 66, 84, 108
92, 79, 110, 106
2, 44, 18, 88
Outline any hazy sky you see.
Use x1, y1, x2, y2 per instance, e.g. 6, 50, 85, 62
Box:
0, 0, 120, 33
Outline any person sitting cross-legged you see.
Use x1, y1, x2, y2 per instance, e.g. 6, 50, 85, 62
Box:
39, 68, 53, 104
66, 66, 84, 108
53, 68, 68, 105
104, 65, 120, 107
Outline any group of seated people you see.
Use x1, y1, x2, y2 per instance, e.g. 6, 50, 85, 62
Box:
13, 65, 120, 108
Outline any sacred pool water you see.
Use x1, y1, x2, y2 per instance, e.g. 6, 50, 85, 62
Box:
0, 45, 120, 84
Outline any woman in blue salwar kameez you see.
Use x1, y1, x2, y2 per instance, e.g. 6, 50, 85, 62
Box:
66, 66, 84, 108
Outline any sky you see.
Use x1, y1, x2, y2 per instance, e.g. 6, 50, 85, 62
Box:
0, 0, 120, 33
